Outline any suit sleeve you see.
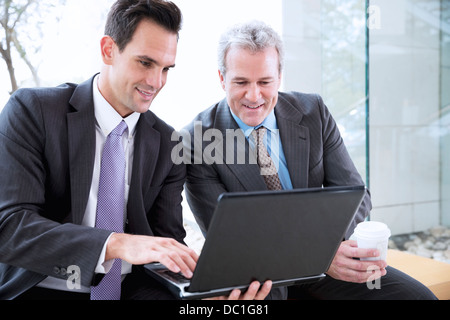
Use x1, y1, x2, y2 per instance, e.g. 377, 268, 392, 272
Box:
0, 89, 110, 287
181, 121, 228, 236
185, 163, 227, 236
314, 94, 372, 237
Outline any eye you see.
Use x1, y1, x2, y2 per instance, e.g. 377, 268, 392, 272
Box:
139, 60, 152, 68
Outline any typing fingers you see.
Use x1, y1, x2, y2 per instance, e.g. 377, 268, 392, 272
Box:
155, 238, 199, 278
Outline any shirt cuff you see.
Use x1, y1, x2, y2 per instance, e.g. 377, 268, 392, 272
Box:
94, 233, 115, 274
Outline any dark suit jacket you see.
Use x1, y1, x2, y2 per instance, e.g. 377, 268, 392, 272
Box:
184, 91, 371, 239
0, 76, 186, 299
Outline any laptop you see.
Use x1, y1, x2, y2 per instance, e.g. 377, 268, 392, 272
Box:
144, 185, 366, 300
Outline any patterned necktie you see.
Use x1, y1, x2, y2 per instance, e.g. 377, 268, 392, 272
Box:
251, 127, 283, 190
91, 120, 128, 300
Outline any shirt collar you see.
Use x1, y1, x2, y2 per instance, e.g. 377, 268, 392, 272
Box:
93, 74, 140, 137
230, 108, 278, 138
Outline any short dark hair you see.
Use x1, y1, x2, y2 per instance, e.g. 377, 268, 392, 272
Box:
105, 0, 183, 52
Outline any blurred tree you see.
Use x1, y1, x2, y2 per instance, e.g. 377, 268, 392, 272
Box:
0, 0, 66, 94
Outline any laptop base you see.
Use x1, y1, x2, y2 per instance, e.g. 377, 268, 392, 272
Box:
143, 263, 326, 300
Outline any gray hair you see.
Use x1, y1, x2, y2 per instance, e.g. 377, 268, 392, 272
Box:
217, 20, 284, 76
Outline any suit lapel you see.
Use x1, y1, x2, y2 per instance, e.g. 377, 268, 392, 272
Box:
215, 100, 267, 191
129, 112, 160, 200
66, 77, 97, 225
275, 94, 310, 189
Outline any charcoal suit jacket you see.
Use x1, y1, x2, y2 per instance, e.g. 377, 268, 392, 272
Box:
0, 75, 186, 299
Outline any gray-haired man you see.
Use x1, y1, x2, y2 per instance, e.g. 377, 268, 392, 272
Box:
183, 21, 436, 300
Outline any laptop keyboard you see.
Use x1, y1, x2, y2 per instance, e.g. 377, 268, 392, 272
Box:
163, 270, 190, 284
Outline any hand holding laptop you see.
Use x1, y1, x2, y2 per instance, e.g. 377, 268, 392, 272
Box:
207, 280, 273, 300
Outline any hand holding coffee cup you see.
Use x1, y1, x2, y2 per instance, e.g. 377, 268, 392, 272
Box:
354, 221, 391, 261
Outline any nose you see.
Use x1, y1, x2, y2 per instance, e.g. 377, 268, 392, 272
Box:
245, 83, 262, 102
145, 69, 164, 91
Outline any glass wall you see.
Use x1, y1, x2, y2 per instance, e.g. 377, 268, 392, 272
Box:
441, 1, 450, 227
282, 0, 449, 235
282, 0, 368, 181
369, 0, 448, 234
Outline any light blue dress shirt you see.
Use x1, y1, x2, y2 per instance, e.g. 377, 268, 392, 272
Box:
230, 110, 293, 190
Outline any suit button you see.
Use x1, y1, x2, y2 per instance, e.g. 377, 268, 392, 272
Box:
60, 268, 67, 276
53, 266, 60, 275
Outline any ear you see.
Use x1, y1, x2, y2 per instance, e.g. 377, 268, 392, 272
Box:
100, 36, 116, 65
218, 70, 226, 91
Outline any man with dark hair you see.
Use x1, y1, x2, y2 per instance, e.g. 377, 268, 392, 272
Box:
0, 0, 271, 300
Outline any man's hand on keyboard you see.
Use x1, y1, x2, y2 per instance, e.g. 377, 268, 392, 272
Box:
106, 234, 198, 278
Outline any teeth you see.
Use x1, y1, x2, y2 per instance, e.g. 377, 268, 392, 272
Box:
137, 88, 153, 96
245, 104, 263, 109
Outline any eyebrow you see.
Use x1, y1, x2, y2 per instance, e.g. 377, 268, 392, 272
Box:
137, 55, 176, 69
232, 76, 275, 81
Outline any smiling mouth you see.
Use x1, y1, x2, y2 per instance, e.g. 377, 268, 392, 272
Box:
136, 88, 155, 98
244, 103, 264, 109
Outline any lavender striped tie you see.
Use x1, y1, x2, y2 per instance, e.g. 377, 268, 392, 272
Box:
91, 120, 128, 300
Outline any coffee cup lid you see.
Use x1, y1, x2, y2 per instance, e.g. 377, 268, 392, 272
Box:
354, 221, 391, 239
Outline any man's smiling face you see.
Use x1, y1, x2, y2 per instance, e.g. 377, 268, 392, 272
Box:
219, 46, 282, 127
99, 19, 178, 117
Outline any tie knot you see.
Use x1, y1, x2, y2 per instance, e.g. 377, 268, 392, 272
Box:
251, 126, 267, 144
256, 126, 266, 133
110, 120, 128, 137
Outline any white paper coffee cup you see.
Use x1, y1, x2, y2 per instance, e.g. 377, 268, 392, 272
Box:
354, 221, 391, 261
